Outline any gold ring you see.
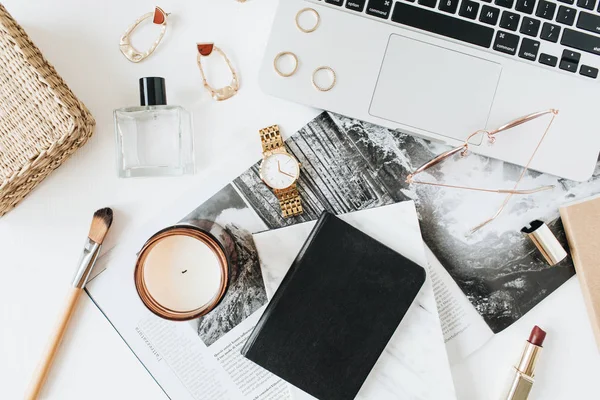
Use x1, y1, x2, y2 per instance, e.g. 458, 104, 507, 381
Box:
273, 52, 299, 77
312, 66, 336, 92
295, 8, 320, 33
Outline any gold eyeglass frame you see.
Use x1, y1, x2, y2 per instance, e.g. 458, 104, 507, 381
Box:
196, 43, 240, 102
406, 109, 559, 234
120, 6, 169, 63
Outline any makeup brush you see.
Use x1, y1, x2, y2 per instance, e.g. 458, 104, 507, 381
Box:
26, 208, 113, 400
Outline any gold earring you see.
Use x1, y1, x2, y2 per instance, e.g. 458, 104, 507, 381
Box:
196, 43, 240, 101
120, 6, 169, 63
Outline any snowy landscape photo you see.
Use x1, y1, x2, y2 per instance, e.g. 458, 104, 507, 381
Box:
234, 112, 600, 333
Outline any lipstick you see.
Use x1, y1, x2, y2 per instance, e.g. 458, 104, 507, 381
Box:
504, 325, 546, 400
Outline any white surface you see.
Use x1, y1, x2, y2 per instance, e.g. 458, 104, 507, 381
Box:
0, 1, 598, 399
261, 0, 600, 181
253, 203, 456, 399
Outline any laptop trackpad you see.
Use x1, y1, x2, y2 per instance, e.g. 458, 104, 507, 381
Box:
369, 34, 502, 141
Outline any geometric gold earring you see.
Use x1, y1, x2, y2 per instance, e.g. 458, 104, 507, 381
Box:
120, 6, 169, 63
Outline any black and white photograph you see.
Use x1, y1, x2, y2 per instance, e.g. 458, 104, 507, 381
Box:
182, 184, 269, 346
234, 112, 600, 333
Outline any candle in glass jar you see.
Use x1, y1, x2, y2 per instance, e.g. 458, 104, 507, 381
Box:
142, 234, 223, 312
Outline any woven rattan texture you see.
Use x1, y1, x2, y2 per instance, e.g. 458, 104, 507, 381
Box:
0, 4, 95, 216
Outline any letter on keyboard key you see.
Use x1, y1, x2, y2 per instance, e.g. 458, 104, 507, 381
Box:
519, 38, 540, 60
516, 0, 536, 14
391, 2, 495, 47
561, 28, 600, 56
480, 5, 501, 24
493, 30, 520, 54
520, 17, 541, 36
576, 11, 600, 34
366, 0, 394, 19
541, 22, 561, 42
439, 0, 460, 13
459, 0, 480, 19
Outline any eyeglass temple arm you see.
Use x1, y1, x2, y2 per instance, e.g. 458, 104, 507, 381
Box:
490, 109, 559, 135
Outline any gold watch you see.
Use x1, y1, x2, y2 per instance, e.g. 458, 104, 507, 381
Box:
258, 125, 303, 218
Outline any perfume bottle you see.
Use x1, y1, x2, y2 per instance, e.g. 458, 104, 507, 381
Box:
114, 77, 194, 178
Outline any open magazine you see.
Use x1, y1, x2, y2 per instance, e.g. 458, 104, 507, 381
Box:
87, 112, 600, 399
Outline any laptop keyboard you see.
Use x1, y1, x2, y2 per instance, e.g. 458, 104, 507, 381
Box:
316, 0, 600, 79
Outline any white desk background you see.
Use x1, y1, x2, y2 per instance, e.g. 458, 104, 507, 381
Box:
1, 0, 598, 399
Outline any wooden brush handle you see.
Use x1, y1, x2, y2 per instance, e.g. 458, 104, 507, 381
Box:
25, 287, 83, 400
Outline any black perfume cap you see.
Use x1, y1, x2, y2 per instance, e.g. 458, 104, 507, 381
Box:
139, 77, 167, 106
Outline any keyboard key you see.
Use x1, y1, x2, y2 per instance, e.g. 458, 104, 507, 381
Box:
560, 59, 578, 72
495, 0, 515, 7
577, 11, 600, 34
562, 49, 581, 62
419, 0, 438, 7
391, 2, 495, 47
459, 0, 480, 18
346, 0, 367, 11
561, 28, 600, 56
539, 53, 558, 66
493, 30, 520, 54
520, 17, 541, 36
540, 22, 561, 41
556, 6, 576, 25
558, 0, 575, 4
439, 0, 460, 12
366, 0, 394, 19
519, 38, 541, 60
325, 0, 344, 5
536, 1, 556, 19
580, 65, 598, 78
481, 0, 492, 2
500, 11, 521, 30
480, 5, 501, 24
577, 0, 596, 10
515, 0, 536, 14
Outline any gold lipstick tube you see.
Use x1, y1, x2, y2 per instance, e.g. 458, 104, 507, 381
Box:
504, 341, 542, 400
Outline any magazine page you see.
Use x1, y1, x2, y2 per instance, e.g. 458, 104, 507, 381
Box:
423, 246, 493, 362
88, 182, 292, 400
233, 112, 600, 333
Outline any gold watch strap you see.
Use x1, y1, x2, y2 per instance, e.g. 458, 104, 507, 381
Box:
274, 185, 303, 218
259, 125, 285, 153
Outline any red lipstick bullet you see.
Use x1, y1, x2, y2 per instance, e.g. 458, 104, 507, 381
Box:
504, 325, 546, 400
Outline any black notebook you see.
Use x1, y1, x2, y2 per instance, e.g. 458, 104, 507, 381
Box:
241, 211, 426, 400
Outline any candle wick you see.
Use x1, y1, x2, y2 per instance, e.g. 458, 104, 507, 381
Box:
182, 270, 188, 274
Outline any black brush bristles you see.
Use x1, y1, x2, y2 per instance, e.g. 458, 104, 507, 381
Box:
88, 208, 113, 244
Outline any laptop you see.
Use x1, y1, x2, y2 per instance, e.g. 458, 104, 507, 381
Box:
259, 0, 600, 181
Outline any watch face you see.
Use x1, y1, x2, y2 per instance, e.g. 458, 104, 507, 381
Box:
260, 153, 300, 190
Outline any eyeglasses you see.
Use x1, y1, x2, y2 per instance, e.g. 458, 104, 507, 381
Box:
406, 109, 559, 234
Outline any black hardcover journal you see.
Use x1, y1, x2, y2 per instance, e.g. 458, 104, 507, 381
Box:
241, 211, 426, 400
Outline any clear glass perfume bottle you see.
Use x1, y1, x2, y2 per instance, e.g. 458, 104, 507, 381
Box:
114, 77, 194, 178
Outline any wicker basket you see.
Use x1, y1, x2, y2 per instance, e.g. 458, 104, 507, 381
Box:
0, 4, 95, 216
